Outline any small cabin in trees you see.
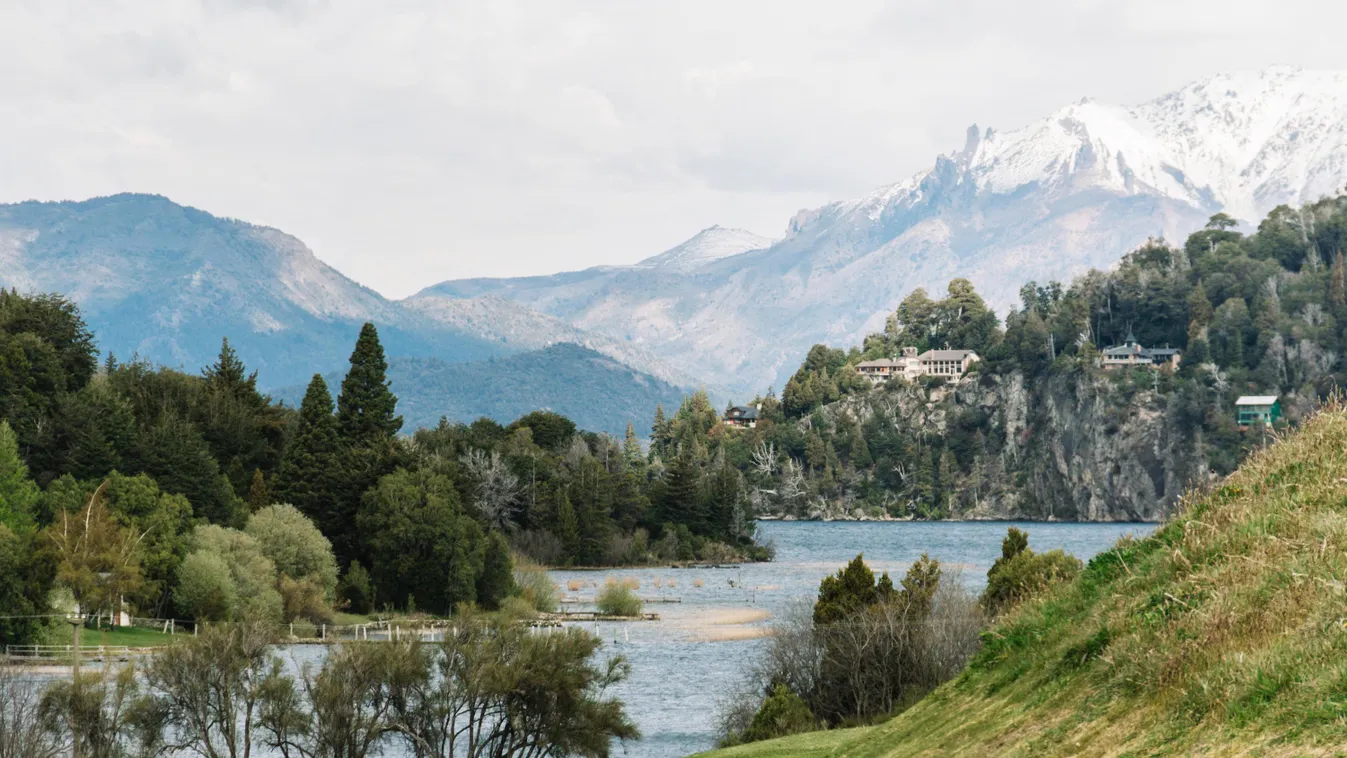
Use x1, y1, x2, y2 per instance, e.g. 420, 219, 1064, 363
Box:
1101, 331, 1182, 370
723, 405, 759, 429
1235, 396, 1281, 428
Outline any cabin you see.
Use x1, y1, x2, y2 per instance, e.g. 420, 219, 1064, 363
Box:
722, 405, 759, 429
1101, 332, 1182, 370
916, 349, 980, 379
1235, 396, 1281, 427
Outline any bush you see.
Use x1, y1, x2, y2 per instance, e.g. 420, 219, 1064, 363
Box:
278, 575, 334, 625
512, 554, 558, 613
741, 683, 816, 744
596, 580, 642, 617
982, 540, 1082, 616
338, 561, 373, 615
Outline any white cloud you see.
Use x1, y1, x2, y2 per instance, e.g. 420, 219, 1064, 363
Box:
1, 0, 1345, 297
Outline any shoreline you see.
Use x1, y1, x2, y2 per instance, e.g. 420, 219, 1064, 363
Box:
754, 515, 1162, 525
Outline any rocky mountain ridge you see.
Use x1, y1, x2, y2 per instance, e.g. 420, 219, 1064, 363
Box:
418, 66, 1347, 397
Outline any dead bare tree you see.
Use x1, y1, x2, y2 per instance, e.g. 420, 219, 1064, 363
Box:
458, 449, 521, 532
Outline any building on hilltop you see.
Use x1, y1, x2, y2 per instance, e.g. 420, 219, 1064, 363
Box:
917, 348, 980, 378
1101, 331, 1182, 370
856, 347, 922, 385
855, 346, 979, 384
722, 404, 759, 429
1235, 396, 1281, 428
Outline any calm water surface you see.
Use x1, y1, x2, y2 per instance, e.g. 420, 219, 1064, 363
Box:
549, 520, 1155, 758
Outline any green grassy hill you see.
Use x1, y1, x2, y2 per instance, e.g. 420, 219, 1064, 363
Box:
698, 404, 1347, 757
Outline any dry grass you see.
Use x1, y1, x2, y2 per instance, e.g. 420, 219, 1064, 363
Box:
667, 578, 677, 588
700, 401, 1347, 757
694, 577, 705, 588
566, 579, 584, 592
621, 577, 640, 590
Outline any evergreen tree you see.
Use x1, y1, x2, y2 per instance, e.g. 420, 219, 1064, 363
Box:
203, 337, 255, 397
0, 421, 39, 532
555, 492, 581, 565
273, 376, 341, 528
622, 423, 645, 470
247, 469, 270, 512
475, 531, 516, 610
336, 323, 403, 446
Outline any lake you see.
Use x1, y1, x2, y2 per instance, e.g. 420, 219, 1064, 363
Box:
548, 520, 1156, 758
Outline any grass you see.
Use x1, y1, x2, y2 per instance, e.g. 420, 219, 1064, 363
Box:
46, 624, 182, 649
698, 402, 1347, 757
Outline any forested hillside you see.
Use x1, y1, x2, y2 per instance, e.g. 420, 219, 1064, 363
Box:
704, 196, 1347, 521
0, 293, 761, 649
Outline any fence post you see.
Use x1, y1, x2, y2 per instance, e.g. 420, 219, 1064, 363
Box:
321, 624, 326, 641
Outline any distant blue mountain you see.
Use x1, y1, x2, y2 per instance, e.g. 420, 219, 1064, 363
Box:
0, 194, 697, 432
277, 343, 689, 438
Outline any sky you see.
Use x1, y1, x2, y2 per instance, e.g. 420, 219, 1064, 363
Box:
2, 0, 1347, 298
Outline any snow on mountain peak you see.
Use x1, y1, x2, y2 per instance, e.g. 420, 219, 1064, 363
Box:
797, 67, 1347, 239
635, 225, 773, 271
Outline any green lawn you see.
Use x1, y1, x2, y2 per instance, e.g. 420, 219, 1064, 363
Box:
46, 624, 183, 649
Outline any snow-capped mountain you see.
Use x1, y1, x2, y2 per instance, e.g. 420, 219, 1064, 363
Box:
633, 226, 773, 271
418, 66, 1347, 395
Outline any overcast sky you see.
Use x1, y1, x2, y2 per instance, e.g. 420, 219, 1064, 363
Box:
2, 0, 1346, 298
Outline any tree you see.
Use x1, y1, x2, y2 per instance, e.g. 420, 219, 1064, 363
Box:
0, 524, 54, 646
555, 492, 582, 565
45, 483, 144, 622
385, 617, 639, 757
273, 376, 342, 533
814, 554, 894, 625
246, 469, 270, 512
475, 531, 516, 611
0, 420, 39, 532
338, 561, 373, 615
622, 423, 645, 471
245, 504, 339, 600
356, 469, 485, 614
458, 448, 520, 531
336, 323, 403, 446
178, 525, 284, 622
202, 337, 254, 397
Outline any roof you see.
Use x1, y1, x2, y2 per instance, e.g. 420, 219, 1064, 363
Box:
726, 406, 759, 419
856, 359, 901, 368
1235, 396, 1279, 406
1143, 348, 1182, 356
918, 349, 978, 361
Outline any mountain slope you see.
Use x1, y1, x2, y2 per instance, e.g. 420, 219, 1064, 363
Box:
633, 225, 773, 271
0, 194, 701, 412
277, 343, 688, 438
417, 67, 1347, 395
700, 403, 1347, 757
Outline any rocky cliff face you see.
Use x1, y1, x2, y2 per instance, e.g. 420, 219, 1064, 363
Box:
806, 371, 1208, 522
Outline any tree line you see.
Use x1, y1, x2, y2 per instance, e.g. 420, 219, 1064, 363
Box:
0, 291, 762, 648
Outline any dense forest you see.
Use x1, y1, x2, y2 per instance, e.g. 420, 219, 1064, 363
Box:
701, 195, 1347, 519
0, 294, 761, 647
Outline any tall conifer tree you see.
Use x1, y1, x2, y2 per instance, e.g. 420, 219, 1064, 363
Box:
336, 323, 402, 446
273, 375, 340, 529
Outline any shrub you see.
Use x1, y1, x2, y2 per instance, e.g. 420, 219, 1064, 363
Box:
982, 540, 1083, 617
596, 580, 642, 617
338, 561, 373, 615
512, 553, 558, 613
278, 574, 334, 625
476, 532, 516, 611
741, 683, 816, 744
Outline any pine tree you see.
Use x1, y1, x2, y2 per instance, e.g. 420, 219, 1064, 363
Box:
247, 469, 270, 512
650, 405, 671, 458
336, 323, 403, 447
1330, 252, 1346, 318
203, 337, 256, 397
555, 492, 581, 565
273, 376, 341, 529
0, 421, 39, 532
622, 423, 645, 470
